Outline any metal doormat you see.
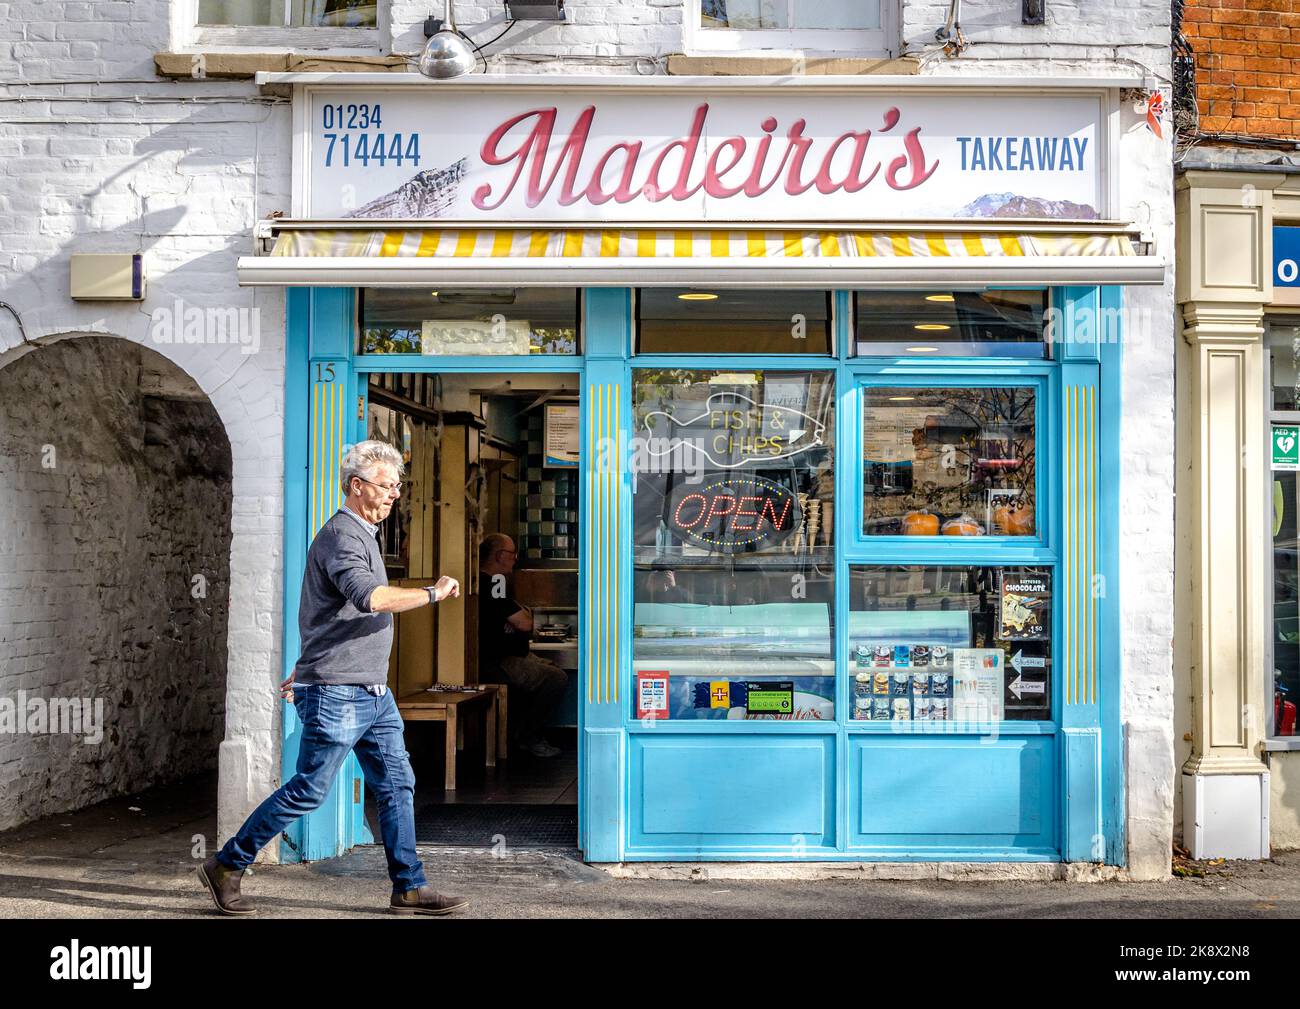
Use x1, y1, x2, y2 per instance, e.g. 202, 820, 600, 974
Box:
414, 803, 578, 847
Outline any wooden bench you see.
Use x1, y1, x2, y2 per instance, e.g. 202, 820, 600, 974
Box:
397, 687, 502, 792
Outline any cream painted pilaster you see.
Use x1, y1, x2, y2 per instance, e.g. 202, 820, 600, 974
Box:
1176, 170, 1277, 859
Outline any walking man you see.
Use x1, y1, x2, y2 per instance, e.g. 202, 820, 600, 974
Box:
199, 440, 468, 916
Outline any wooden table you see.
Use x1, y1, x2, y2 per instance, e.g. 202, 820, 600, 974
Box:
397, 688, 499, 792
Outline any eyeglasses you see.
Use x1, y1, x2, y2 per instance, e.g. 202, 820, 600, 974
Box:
356, 476, 402, 494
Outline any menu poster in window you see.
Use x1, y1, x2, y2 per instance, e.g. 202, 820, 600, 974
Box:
999, 575, 1049, 640
862, 405, 932, 463
544, 403, 581, 468
952, 648, 1004, 721
636, 670, 670, 720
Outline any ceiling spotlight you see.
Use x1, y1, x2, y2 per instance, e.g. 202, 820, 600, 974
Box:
418, 0, 476, 79
678, 292, 719, 301
906, 346, 939, 353
924, 293, 955, 303
913, 323, 952, 331
888, 396, 916, 402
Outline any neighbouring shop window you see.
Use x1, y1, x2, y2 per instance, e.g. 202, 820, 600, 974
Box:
198, 0, 377, 26
1274, 470, 1299, 736
862, 385, 1037, 537
636, 289, 832, 355
849, 566, 1053, 722
854, 291, 1048, 358
359, 288, 580, 355
631, 369, 836, 720
1269, 318, 1300, 735
1270, 319, 1300, 411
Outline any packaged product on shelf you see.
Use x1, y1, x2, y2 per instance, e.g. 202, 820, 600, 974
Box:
932, 645, 950, 668
854, 695, 872, 719
891, 670, 909, 696
931, 671, 951, 696
911, 644, 931, 667
855, 645, 869, 669
893, 644, 911, 667
871, 698, 891, 720
892, 698, 911, 720
873, 671, 890, 695
911, 672, 930, 695
931, 698, 950, 721
913, 697, 933, 720
872, 645, 892, 667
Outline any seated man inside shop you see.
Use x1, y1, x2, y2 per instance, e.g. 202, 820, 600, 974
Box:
478, 533, 568, 758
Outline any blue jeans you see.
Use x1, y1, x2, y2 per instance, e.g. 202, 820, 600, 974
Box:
217, 684, 427, 892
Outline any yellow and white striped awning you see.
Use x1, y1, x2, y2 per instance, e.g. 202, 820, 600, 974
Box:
238, 224, 1163, 288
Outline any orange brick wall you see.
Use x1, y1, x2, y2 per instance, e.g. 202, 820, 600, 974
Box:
1182, 0, 1300, 137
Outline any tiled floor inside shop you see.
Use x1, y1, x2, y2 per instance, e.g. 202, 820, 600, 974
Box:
394, 725, 578, 846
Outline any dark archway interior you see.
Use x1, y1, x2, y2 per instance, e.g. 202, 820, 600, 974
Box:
0, 337, 233, 831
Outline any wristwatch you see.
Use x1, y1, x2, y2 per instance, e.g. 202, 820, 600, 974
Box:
426, 585, 439, 605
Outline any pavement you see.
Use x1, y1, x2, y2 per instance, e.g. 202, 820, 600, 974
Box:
0, 773, 1297, 919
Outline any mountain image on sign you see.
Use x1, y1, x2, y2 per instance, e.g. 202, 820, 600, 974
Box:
641, 392, 826, 469
345, 158, 467, 219
957, 192, 1099, 220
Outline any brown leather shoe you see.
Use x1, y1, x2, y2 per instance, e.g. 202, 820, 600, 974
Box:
389, 884, 469, 916
197, 855, 256, 916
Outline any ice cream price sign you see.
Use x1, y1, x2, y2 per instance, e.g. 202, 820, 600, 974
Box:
303, 87, 1108, 222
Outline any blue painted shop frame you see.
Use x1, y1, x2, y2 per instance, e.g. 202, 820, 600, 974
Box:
279, 284, 1124, 866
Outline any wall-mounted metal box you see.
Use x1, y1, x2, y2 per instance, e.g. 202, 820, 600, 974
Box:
70, 253, 145, 301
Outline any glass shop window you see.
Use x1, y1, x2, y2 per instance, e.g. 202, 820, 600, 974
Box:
631, 369, 836, 721
198, 0, 377, 26
1269, 318, 1300, 736
359, 288, 580, 355
848, 566, 1053, 723
854, 291, 1048, 359
862, 385, 1037, 537
636, 289, 832, 355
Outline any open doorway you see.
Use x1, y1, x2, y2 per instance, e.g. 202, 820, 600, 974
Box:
364, 370, 580, 849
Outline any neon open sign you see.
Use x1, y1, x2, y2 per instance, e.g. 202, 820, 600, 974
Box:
667, 475, 802, 552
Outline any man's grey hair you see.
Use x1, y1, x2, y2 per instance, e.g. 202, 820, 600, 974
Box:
341, 440, 404, 494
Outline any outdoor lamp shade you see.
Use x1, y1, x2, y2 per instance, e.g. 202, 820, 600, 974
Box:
418, 29, 476, 78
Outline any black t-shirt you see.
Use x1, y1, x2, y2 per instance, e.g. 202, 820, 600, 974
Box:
479, 589, 530, 672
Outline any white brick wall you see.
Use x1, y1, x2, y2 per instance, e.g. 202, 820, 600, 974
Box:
1, 0, 1175, 875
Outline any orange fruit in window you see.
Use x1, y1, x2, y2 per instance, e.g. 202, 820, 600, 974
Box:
901, 510, 940, 535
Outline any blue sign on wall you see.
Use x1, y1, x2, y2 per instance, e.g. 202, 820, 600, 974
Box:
1276, 226, 1300, 287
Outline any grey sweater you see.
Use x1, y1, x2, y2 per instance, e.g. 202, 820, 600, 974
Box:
293, 510, 392, 686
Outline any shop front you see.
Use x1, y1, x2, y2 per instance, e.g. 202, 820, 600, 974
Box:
1176, 164, 1300, 858
241, 74, 1163, 865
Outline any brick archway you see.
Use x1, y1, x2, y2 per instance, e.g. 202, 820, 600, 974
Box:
0, 335, 233, 831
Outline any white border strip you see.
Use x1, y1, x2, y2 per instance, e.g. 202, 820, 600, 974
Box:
237, 254, 1166, 287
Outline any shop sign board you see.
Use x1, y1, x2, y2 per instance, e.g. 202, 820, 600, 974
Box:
302, 88, 1107, 223
1273, 424, 1300, 472
1275, 226, 1300, 287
